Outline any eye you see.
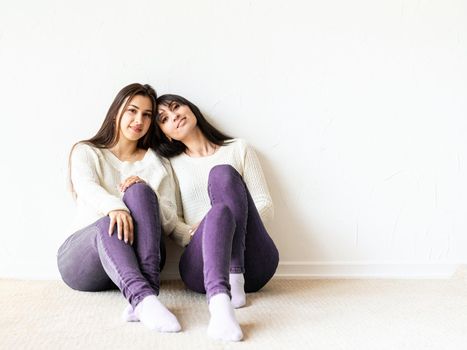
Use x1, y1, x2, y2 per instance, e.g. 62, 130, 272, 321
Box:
159, 115, 168, 123
171, 103, 180, 111
128, 108, 136, 114
144, 113, 152, 118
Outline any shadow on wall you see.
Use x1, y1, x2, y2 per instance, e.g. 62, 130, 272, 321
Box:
161, 240, 184, 280
258, 150, 318, 264
160, 148, 319, 281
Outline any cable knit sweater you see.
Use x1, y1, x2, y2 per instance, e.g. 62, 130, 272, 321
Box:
69, 143, 190, 246
170, 138, 274, 245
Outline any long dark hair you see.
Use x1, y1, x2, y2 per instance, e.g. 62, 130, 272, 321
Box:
154, 94, 233, 157
68, 83, 158, 195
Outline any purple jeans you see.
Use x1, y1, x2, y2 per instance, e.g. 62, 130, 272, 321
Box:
57, 183, 166, 308
179, 165, 279, 300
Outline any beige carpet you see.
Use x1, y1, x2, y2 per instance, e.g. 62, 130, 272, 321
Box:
2, 272, 467, 350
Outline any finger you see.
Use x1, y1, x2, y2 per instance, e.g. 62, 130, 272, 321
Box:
120, 179, 129, 192
109, 215, 116, 236
123, 178, 137, 192
121, 177, 135, 192
119, 181, 127, 192
117, 216, 123, 240
128, 217, 134, 245
123, 215, 130, 243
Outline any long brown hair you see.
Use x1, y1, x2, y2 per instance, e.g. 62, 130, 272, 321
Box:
68, 83, 158, 196
154, 94, 232, 157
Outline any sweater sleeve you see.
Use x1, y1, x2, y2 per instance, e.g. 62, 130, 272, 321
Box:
158, 161, 192, 247
240, 140, 274, 223
70, 144, 129, 215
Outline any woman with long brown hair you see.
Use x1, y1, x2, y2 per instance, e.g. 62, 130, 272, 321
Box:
151, 94, 279, 341
57, 83, 186, 333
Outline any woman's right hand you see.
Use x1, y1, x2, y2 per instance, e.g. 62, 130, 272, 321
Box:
108, 210, 134, 245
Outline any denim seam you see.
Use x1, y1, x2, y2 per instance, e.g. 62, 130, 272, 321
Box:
207, 167, 247, 277
122, 185, 161, 296
96, 229, 137, 304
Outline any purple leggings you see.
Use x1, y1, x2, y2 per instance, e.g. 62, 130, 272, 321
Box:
57, 183, 166, 308
179, 165, 279, 300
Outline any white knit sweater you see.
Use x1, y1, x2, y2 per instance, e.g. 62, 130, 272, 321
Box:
170, 138, 274, 244
69, 143, 190, 245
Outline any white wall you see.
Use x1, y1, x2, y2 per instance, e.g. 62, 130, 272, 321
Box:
0, 0, 466, 279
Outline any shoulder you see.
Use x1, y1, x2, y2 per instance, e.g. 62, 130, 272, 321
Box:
223, 138, 251, 154
168, 151, 187, 166
146, 148, 170, 167
71, 142, 103, 161
145, 148, 170, 164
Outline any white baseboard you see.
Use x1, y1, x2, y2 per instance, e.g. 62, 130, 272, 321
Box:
1, 261, 461, 281
274, 261, 460, 279
160, 261, 460, 280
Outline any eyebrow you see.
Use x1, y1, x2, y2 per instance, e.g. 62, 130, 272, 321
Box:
157, 104, 171, 114
129, 104, 152, 113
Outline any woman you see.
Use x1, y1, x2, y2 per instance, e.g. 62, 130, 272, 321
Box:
57, 84, 186, 333
154, 94, 279, 341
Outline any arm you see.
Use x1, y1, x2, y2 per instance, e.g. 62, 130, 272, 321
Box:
70, 143, 129, 215
241, 141, 274, 223
157, 161, 192, 247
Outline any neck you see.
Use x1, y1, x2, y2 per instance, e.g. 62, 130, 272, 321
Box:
182, 128, 217, 157
110, 139, 139, 160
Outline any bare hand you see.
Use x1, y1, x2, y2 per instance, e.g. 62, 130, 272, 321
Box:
108, 210, 134, 245
189, 222, 201, 238
119, 176, 145, 193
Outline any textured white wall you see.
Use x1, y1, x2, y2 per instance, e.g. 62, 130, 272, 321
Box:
0, 0, 465, 279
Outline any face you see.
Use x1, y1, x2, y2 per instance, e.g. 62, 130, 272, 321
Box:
117, 95, 153, 143
157, 101, 197, 141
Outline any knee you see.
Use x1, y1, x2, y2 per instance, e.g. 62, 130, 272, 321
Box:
123, 183, 157, 205
57, 255, 103, 292
208, 164, 241, 188
206, 203, 235, 229
58, 270, 93, 291
209, 164, 239, 182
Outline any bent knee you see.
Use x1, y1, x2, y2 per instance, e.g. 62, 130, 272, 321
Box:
57, 256, 112, 292
123, 182, 157, 202
206, 203, 235, 227
57, 264, 97, 291
208, 164, 240, 184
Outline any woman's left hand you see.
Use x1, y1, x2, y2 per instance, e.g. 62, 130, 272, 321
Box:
189, 222, 200, 238
119, 176, 146, 192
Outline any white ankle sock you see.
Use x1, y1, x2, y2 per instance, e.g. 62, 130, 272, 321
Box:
207, 293, 243, 342
121, 304, 139, 322
229, 273, 246, 308
134, 295, 181, 332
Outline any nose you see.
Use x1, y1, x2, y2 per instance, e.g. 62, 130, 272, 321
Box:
134, 112, 144, 124
170, 111, 180, 122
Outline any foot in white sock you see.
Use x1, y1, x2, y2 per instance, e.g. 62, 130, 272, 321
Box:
121, 304, 139, 322
229, 273, 246, 308
207, 293, 243, 342
134, 295, 181, 332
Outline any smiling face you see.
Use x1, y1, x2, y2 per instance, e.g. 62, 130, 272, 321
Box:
117, 94, 153, 143
157, 101, 198, 142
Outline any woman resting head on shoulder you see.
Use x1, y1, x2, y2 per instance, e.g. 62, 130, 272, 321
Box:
154, 94, 279, 342
58, 83, 183, 333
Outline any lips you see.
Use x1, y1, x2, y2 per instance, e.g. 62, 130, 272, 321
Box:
130, 126, 143, 133
176, 117, 186, 128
